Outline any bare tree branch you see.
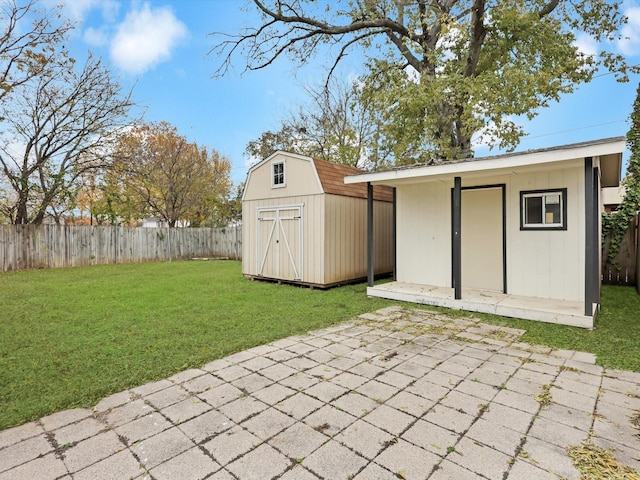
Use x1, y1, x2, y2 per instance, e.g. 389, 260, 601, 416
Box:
0, 52, 135, 224
538, 0, 560, 18
0, 0, 72, 102
326, 31, 385, 86
210, 0, 420, 78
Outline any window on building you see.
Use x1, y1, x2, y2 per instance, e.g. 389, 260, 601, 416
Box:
520, 189, 567, 230
272, 162, 285, 187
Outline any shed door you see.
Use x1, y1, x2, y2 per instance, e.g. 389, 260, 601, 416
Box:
461, 188, 504, 291
257, 206, 303, 281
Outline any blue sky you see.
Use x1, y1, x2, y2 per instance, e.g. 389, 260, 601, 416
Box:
58, 0, 640, 186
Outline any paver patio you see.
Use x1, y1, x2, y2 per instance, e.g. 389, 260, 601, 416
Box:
1, 306, 639, 479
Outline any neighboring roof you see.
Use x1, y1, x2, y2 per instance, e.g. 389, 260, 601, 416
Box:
312, 157, 393, 202
344, 137, 626, 188
602, 185, 626, 206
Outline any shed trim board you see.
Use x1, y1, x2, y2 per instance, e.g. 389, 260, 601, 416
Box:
346, 137, 626, 328
367, 182, 374, 287
452, 177, 462, 299
584, 157, 601, 317
392, 187, 397, 281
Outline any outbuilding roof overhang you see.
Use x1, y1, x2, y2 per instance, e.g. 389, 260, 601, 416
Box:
344, 137, 626, 188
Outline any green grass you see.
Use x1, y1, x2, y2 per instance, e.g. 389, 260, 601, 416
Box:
0, 261, 394, 430
1, 260, 638, 430
450, 285, 640, 373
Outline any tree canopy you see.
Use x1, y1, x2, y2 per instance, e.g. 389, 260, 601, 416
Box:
0, 51, 134, 224
212, 0, 637, 162
0, 0, 72, 103
103, 122, 233, 228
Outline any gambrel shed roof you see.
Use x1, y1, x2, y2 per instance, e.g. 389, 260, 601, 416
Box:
243, 151, 393, 202
312, 157, 393, 202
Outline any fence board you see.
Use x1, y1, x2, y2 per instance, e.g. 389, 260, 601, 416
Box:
0, 225, 242, 272
602, 215, 638, 286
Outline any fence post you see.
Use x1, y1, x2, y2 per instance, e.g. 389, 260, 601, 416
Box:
47, 224, 52, 269
235, 224, 239, 260
167, 225, 172, 262
114, 220, 118, 264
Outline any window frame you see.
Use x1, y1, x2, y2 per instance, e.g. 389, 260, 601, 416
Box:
271, 161, 286, 188
520, 188, 568, 231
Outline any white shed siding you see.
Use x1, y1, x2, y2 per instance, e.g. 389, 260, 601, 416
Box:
507, 165, 585, 302
396, 183, 451, 286
243, 155, 322, 201
324, 195, 393, 284
393, 166, 585, 302
324, 194, 361, 283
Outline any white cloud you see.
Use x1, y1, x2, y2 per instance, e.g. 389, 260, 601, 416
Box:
404, 65, 420, 84
54, 0, 120, 23
110, 3, 188, 75
84, 26, 108, 47
618, 7, 640, 56
574, 33, 598, 58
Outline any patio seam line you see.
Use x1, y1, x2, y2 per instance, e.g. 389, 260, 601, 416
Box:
426, 320, 529, 479
41, 423, 73, 479
504, 358, 565, 480
587, 364, 605, 438
355, 311, 515, 479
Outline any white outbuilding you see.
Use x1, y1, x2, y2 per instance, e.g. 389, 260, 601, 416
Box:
345, 137, 626, 328
242, 151, 394, 287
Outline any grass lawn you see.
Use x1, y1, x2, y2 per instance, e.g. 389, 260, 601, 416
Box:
1, 260, 638, 430
428, 285, 640, 373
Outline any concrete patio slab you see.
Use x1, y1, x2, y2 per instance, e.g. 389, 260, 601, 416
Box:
368, 282, 594, 328
1, 306, 639, 479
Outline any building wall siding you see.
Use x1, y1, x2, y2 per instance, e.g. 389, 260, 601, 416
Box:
507, 166, 585, 302
394, 163, 585, 302
396, 182, 452, 287
243, 154, 322, 201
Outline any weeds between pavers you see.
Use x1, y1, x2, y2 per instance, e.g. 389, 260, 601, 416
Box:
535, 384, 553, 407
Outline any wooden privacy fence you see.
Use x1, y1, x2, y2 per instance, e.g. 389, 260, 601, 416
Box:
602, 214, 638, 287
0, 224, 242, 272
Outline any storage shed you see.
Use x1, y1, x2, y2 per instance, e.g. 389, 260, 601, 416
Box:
242, 151, 393, 287
345, 137, 626, 328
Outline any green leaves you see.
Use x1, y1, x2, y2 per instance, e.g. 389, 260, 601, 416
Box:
602, 83, 640, 267
217, 0, 635, 163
